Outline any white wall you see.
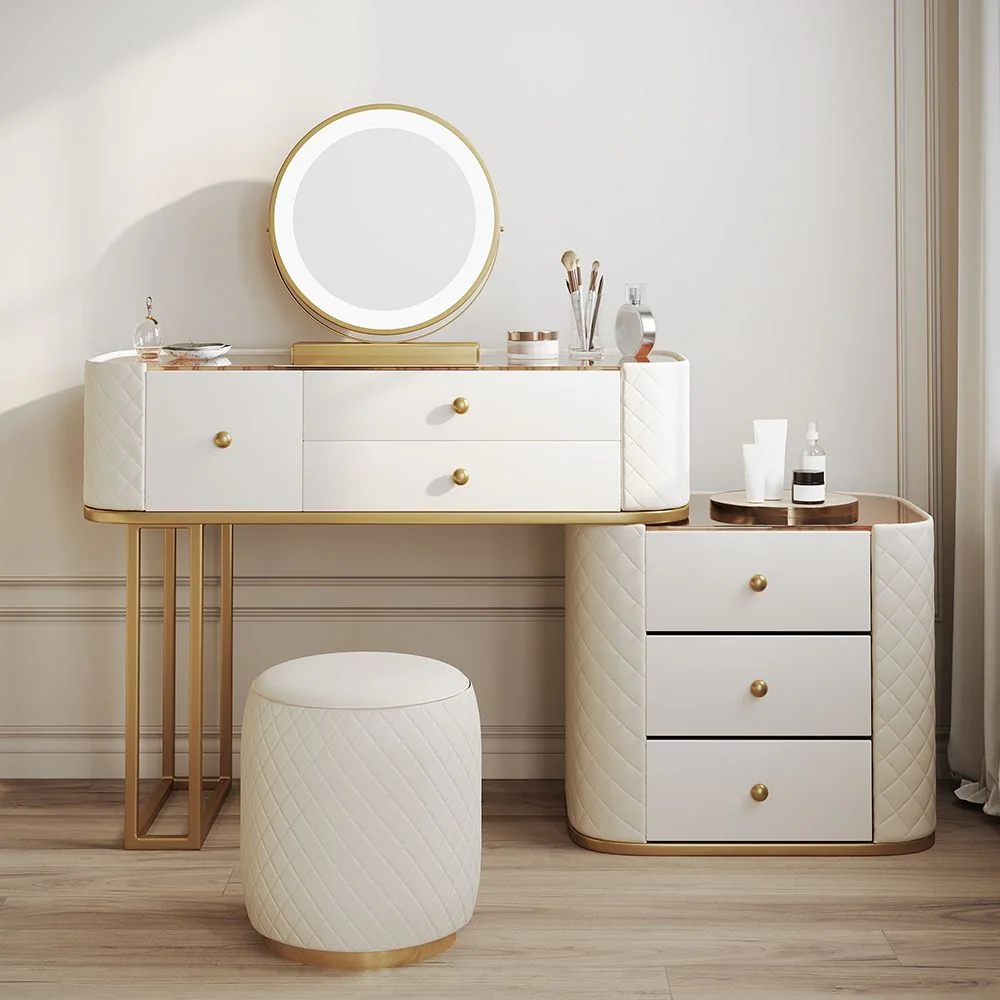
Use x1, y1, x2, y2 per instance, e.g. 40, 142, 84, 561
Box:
0, 0, 899, 777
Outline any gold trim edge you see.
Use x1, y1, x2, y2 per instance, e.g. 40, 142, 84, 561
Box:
262, 931, 456, 970
83, 505, 690, 526
567, 824, 936, 857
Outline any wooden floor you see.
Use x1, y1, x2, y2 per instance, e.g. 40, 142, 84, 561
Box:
1, 781, 999, 999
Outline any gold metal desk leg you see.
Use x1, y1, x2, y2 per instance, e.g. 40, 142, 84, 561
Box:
187, 525, 205, 842
219, 525, 234, 784
124, 526, 142, 848
162, 529, 177, 779
123, 522, 233, 849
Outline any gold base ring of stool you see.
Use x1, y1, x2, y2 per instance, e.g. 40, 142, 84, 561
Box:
263, 932, 457, 970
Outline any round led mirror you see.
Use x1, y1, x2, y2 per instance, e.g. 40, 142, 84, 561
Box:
269, 104, 500, 341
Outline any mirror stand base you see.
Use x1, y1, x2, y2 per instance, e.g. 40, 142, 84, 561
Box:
290, 341, 481, 367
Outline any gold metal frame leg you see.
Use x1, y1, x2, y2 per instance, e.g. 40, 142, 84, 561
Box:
186, 524, 205, 842
123, 523, 233, 850
124, 526, 142, 848
162, 529, 176, 778
219, 524, 234, 784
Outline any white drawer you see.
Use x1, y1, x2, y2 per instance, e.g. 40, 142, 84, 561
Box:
303, 370, 620, 441
303, 441, 621, 511
646, 739, 873, 842
646, 635, 872, 737
646, 529, 871, 633
145, 372, 303, 511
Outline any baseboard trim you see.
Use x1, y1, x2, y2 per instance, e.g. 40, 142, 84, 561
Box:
0, 725, 565, 780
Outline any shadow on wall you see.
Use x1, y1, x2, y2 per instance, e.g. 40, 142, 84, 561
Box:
84, 180, 321, 356
0, 181, 324, 574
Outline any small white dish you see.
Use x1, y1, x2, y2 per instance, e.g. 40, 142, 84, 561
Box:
164, 342, 231, 361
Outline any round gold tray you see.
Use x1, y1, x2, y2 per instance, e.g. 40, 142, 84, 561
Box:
710, 491, 859, 526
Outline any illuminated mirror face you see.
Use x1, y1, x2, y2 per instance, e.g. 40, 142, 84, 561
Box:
271, 107, 498, 339
292, 128, 475, 312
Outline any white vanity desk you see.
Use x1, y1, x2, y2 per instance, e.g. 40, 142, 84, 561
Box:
83, 347, 936, 859
83, 346, 690, 849
83, 98, 935, 858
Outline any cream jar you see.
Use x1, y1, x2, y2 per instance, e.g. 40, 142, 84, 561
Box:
507, 330, 559, 361
792, 469, 825, 505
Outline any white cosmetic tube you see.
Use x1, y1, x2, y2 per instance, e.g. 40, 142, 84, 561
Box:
753, 419, 788, 500
742, 443, 767, 502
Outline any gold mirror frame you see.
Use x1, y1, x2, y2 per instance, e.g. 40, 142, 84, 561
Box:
268, 104, 501, 342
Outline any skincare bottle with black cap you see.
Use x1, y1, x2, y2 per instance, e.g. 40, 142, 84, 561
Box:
794, 422, 826, 504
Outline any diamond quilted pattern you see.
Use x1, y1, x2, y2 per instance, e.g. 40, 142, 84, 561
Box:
621, 360, 690, 511
872, 518, 936, 843
565, 524, 646, 842
84, 358, 144, 510
241, 683, 481, 953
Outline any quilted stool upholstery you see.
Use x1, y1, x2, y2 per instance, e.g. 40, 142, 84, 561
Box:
240, 651, 481, 970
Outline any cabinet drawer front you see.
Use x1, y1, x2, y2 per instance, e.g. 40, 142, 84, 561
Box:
145, 372, 303, 511
303, 441, 621, 511
646, 530, 871, 632
646, 635, 872, 737
646, 739, 873, 842
303, 370, 620, 441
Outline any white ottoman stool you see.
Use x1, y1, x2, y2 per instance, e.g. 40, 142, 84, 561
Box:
240, 651, 481, 970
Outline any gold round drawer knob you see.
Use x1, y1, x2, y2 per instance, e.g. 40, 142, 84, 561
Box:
749, 679, 769, 699
213, 431, 232, 449
451, 468, 470, 486
452, 397, 470, 414
748, 574, 768, 592
750, 783, 769, 802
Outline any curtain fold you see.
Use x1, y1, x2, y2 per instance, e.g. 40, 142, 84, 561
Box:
949, 0, 1000, 815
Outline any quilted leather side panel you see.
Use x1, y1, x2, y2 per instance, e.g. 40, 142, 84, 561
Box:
241, 685, 481, 953
84, 359, 144, 510
872, 517, 936, 842
621, 358, 690, 511
565, 524, 646, 842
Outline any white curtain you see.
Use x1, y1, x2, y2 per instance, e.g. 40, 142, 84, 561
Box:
949, 0, 1000, 815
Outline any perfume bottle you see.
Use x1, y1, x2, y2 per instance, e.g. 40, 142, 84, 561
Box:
133, 296, 162, 361
614, 283, 656, 359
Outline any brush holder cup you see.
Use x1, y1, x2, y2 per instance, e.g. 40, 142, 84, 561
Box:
567, 296, 603, 360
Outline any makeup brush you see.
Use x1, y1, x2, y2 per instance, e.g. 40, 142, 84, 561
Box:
584, 260, 600, 343
560, 249, 579, 291
561, 249, 586, 347
588, 274, 604, 351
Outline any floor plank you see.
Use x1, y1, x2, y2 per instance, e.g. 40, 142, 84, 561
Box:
665, 965, 1000, 999
0, 963, 671, 1000
885, 929, 1000, 969
0, 781, 998, 998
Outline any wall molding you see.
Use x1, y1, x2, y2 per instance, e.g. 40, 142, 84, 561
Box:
0, 573, 566, 622
0, 607, 564, 623
0, 574, 566, 589
0, 572, 567, 778
0, 725, 565, 781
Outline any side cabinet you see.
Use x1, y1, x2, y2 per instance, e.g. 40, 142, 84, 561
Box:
564, 512, 936, 855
